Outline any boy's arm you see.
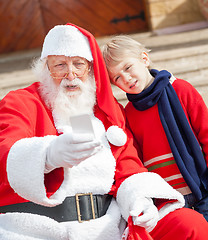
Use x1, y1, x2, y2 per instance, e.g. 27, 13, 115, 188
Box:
174, 79, 208, 167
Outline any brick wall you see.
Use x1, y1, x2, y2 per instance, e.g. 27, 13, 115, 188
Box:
146, 0, 205, 30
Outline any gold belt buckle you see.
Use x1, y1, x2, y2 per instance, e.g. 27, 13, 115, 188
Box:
75, 193, 96, 223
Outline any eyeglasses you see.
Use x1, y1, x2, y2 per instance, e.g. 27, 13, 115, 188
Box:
49, 61, 90, 79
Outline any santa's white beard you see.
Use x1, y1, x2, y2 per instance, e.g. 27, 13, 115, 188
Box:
38, 69, 96, 129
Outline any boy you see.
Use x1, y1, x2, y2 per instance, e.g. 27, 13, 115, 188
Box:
102, 35, 208, 221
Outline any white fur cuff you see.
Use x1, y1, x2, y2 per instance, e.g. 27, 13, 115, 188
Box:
117, 172, 185, 221
7, 135, 66, 206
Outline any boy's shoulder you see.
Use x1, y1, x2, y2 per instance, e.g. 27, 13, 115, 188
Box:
172, 78, 196, 94
125, 101, 134, 112
124, 101, 140, 118
172, 78, 204, 108
172, 78, 192, 87
124, 78, 197, 113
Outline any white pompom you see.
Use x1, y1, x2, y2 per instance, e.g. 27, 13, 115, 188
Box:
106, 126, 127, 146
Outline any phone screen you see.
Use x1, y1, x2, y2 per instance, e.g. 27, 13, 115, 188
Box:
70, 114, 94, 136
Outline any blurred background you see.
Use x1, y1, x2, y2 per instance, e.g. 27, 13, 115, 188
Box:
0, 0, 207, 106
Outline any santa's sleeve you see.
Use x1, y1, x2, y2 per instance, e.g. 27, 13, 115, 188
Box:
114, 128, 185, 222
0, 90, 69, 207
6, 135, 69, 206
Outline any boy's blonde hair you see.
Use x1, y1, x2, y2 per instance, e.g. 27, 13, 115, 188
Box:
101, 35, 150, 70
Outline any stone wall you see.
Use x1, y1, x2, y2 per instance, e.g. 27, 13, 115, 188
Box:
145, 0, 205, 30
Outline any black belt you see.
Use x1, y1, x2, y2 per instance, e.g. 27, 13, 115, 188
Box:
0, 193, 112, 223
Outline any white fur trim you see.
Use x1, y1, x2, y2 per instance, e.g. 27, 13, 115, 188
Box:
106, 126, 127, 147
117, 172, 185, 221
40, 25, 93, 61
7, 116, 117, 205
7, 135, 66, 206
0, 199, 123, 240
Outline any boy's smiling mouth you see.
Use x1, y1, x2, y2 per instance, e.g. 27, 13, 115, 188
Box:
130, 80, 138, 89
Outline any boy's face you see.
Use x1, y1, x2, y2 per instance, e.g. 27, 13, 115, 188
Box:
108, 53, 153, 94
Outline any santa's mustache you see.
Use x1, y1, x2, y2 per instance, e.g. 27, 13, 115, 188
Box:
60, 78, 83, 90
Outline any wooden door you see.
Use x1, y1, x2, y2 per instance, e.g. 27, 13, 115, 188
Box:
0, 0, 148, 54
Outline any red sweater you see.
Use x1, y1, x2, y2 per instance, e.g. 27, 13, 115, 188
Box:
125, 79, 208, 195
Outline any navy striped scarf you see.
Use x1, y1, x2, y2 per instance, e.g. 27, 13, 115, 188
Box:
127, 69, 208, 200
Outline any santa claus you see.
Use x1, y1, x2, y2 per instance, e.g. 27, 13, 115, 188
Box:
0, 23, 207, 240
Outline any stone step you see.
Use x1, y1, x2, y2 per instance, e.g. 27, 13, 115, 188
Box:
0, 69, 35, 98
0, 49, 40, 74
0, 50, 207, 104
0, 28, 207, 106
151, 43, 208, 64
0, 70, 34, 88
97, 28, 208, 52
150, 46, 208, 86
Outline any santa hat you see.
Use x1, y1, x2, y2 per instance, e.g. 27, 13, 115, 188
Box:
40, 25, 93, 61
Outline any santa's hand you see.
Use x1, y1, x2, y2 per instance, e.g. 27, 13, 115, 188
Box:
130, 197, 159, 232
45, 132, 102, 172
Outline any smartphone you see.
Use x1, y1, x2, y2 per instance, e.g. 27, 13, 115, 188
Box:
70, 114, 94, 136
